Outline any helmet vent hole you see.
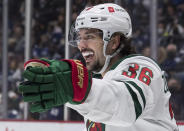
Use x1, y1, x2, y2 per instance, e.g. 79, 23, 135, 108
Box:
92, 20, 98, 22
100, 7, 104, 10
91, 17, 98, 19
91, 17, 98, 22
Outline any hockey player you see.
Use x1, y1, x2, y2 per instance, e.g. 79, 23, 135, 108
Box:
19, 3, 178, 131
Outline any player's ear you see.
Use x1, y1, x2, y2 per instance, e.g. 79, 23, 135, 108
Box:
111, 34, 120, 50
106, 34, 121, 55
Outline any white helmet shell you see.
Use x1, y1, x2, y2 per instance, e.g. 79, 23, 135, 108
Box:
75, 3, 132, 41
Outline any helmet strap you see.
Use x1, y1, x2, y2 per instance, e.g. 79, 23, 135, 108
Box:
93, 40, 124, 74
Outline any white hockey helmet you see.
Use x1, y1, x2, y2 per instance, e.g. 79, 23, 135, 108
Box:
69, 3, 132, 73
69, 3, 132, 46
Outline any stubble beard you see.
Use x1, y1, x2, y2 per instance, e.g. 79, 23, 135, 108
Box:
86, 59, 103, 72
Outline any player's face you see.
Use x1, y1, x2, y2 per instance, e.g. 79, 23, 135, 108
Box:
77, 29, 105, 72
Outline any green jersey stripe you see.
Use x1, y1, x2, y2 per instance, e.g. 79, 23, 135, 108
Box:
125, 81, 146, 108
124, 82, 142, 119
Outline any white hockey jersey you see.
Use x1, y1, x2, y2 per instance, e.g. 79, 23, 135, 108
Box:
67, 55, 179, 131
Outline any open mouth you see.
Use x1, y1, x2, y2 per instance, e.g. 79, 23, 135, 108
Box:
82, 51, 94, 63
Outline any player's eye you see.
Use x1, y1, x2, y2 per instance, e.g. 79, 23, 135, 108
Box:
86, 34, 95, 39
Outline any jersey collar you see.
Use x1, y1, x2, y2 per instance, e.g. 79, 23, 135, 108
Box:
110, 54, 141, 70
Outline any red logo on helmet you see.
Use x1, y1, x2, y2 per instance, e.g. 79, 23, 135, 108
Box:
108, 7, 115, 12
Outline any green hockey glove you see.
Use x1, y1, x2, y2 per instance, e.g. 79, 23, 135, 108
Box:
19, 58, 92, 112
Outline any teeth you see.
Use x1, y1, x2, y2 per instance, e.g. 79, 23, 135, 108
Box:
82, 51, 94, 57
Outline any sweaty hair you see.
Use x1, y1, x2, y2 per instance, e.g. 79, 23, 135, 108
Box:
111, 32, 136, 57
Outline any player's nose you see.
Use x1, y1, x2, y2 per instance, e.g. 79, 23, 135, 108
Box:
78, 40, 88, 51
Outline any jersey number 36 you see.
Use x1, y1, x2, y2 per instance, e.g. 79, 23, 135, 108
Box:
122, 63, 153, 86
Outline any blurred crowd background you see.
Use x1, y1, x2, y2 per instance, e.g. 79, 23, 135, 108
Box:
0, 0, 184, 121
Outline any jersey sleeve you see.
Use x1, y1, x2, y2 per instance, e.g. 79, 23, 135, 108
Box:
66, 57, 159, 127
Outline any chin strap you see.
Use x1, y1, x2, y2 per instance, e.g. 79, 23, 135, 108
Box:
96, 55, 111, 74
93, 40, 124, 74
